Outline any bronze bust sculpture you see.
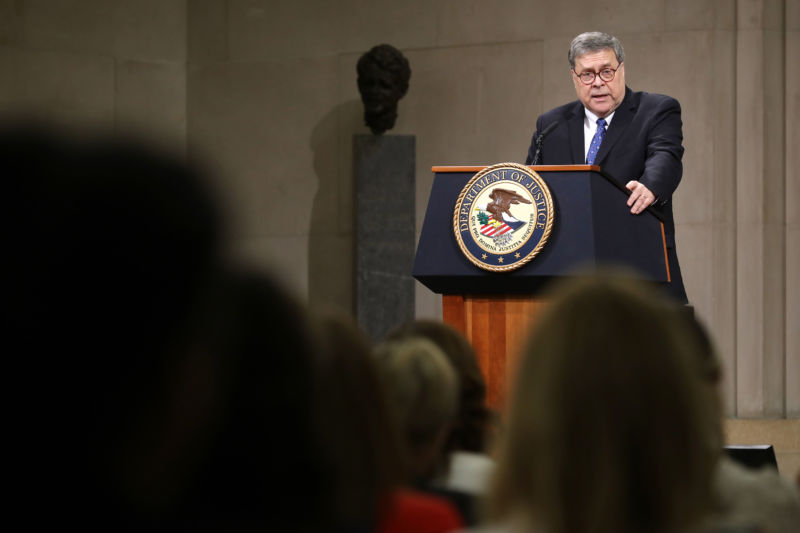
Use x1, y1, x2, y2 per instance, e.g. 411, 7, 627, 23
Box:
356, 44, 411, 135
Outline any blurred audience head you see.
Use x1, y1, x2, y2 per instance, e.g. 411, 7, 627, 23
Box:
6, 122, 225, 480
386, 319, 493, 455
489, 274, 719, 533
680, 309, 725, 448
7, 121, 225, 378
169, 268, 329, 531
5, 122, 330, 530
374, 336, 459, 481
310, 309, 405, 530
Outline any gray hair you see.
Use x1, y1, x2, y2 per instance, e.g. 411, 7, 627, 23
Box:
373, 337, 458, 450
568, 32, 625, 68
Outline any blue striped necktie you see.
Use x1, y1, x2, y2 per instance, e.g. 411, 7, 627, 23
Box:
586, 118, 607, 164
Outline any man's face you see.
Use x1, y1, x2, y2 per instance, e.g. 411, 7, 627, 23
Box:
571, 48, 625, 118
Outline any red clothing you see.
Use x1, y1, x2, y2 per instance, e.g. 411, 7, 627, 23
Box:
378, 488, 464, 533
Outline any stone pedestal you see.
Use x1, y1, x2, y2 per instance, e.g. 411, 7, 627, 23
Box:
354, 134, 415, 342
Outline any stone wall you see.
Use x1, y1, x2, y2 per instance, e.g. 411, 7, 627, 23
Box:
0, 0, 187, 151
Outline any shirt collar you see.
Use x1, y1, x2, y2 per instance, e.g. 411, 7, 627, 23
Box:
584, 108, 615, 128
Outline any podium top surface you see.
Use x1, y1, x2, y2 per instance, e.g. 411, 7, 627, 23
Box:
432, 164, 600, 173
432, 164, 661, 223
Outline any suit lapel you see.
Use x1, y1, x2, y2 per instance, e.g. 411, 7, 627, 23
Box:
567, 102, 585, 164
595, 87, 635, 165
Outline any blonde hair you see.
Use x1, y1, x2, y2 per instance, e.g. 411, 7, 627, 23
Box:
489, 275, 719, 533
385, 319, 493, 453
373, 337, 458, 464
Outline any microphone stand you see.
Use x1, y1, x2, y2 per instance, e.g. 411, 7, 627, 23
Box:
532, 137, 544, 166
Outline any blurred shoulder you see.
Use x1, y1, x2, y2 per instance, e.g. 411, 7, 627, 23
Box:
456, 515, 542, 533
711, 456, 800, 532
380, 489, 464, 533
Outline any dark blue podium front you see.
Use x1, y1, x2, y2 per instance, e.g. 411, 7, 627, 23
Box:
413, 165, 670, 295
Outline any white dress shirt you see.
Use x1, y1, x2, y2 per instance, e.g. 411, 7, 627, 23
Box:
583, 108, 615, 162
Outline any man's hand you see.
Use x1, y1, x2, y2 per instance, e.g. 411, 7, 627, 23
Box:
625, 180, 656, 214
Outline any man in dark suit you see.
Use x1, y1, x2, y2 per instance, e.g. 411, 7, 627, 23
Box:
525, 32, 687, 303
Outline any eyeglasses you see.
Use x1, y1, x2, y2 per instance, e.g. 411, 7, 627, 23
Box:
572, 64, 621, 85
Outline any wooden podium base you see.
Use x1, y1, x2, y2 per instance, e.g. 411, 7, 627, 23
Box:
442, 294, 549, 411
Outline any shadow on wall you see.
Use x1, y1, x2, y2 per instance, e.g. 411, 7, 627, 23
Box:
309, 99, 365, 313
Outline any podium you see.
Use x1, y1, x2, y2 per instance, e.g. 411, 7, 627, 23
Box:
413, 165, 671, 409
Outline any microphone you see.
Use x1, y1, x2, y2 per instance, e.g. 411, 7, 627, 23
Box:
531, 121, 559, 166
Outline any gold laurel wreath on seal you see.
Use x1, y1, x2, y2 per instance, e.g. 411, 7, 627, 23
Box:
452, 162, 555, 273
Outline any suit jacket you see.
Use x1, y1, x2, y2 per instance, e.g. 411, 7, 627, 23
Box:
524, 87, 687, 302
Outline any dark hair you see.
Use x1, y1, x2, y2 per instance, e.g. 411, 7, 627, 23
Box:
310, 310, 405, 529
5, 123, 232, 526
173, 269, 329, 530
6, 124, 338, 529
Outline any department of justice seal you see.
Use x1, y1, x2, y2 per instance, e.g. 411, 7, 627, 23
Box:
453, 162, 554, 272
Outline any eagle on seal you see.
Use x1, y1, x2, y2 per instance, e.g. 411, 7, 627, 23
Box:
487, 188, 531, 220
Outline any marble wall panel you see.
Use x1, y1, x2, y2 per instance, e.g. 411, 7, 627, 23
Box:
531, 5, 594, 42
734, 0, 789, 418
188, 57, 339, 238
309, 66, 367, 313
306, 232, 355, 313
736, 224, 767, 418
0, 0, 23, 45
435, 0, 545, 46
760, 23, 787, 418
738, 0, 766, 29
435, 0, 732, 49
115, 60, 187, 150
712, 223, 739, 416
676, 223, 713, 318
588, 0, 664, 34
786, 18, 800, 417
790, 0, 800, 30
709, 29, 738, 416
227, 0, 436, 62
736, 27, 767, 417
187, 0, 228, 63
0, 46, 115, 126
762, 0, 784, 30
227, 0, 339, 62
21, 0, 186, 61
414, 279, 443, 320
665, 0, 735, 31
763, 224, 787, 417
337, 0, 438, 55
760, 18, 786, 424
231, 235, 312, 301
333, 54, 370, 238
540, 35, 580, 115
188, 55, 345, 301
